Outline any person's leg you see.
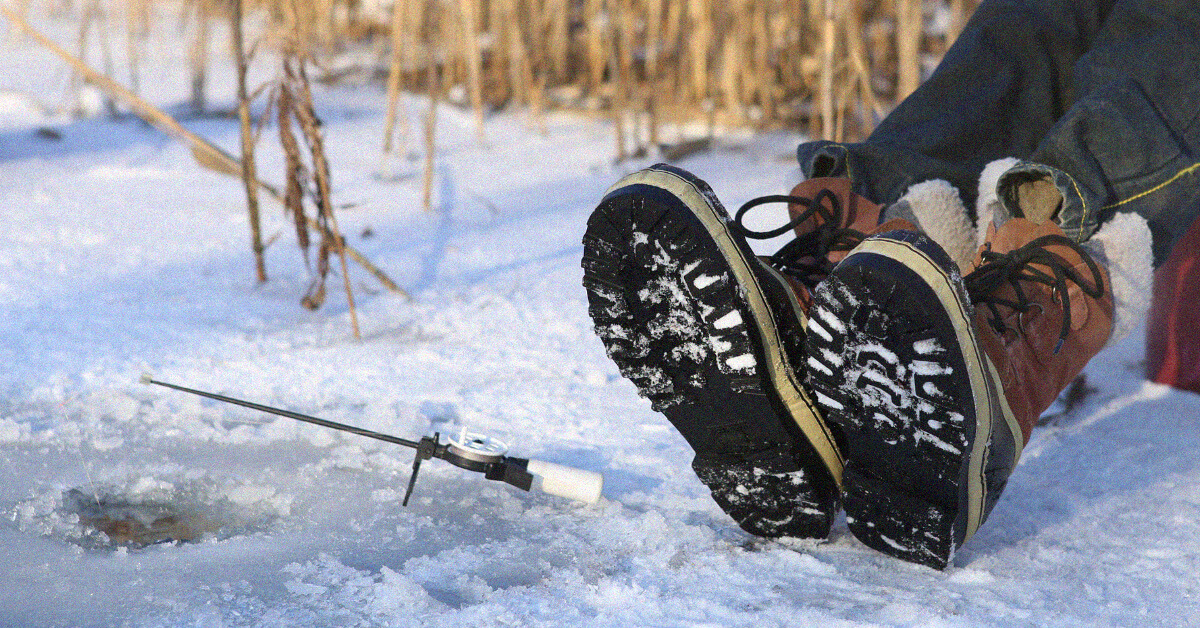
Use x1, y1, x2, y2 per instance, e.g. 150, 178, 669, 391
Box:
994, 0, 1200, 265
798, 0, 1116, 210
800, 0, 1197, 567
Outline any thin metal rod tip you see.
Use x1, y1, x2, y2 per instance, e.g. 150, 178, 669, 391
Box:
139, 373, 154, 385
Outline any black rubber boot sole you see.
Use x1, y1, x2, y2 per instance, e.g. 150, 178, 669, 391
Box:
804, 231, 1020, 569
581, 164, 843, 539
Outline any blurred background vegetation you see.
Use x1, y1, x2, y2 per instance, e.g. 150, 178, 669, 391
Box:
8, 0, 980, 151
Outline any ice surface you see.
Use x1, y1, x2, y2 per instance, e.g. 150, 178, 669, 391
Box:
0, 10, 1198, 627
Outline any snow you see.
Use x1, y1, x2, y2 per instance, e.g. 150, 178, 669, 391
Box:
3, 8, 1200, 628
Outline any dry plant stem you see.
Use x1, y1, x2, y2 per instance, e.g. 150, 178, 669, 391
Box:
610, 0, 628, 161
619, 0, 638, 155
422, 0, 441, 213
844, 0, 879, 132
188, 0, 210, 112
1, 4, 239, 173
530, 73, 546, 135
820, 0, 838, 140
423, 59, 439, 213
291, 56, 361, 339
645, 0, 662, 146
896, 0, 923, 100
71, 0, 93, 114
232, 0, 267, 283
687, 0, 710, 104
277, 83, 309, 258
53, 0, 978, 152
948, 0, 966, 44
382, 0, 409, 154
458, 0, 484, 141
584, 0, 604, 90
123, 0, 145, 97
503, 0, 529, 109
0, 5, 409, 301
547, 0, 568, 79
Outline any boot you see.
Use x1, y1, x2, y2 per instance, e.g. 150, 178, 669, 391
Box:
740, 177, 915, 310
581, 165, 886, 538
804, 218, 1111, 568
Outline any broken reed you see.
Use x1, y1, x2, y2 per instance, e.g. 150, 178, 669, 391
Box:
274, 0, 362, 338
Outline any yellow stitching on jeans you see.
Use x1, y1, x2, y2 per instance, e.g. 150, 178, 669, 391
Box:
1102, 162, 1200, 210
1064, 171, 1089, 240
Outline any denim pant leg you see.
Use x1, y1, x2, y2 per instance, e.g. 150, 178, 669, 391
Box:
998, 0, 1200, 265
797, 0, 1115, 210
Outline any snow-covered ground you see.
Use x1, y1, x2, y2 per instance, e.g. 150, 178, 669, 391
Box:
3, 9, 1200, 628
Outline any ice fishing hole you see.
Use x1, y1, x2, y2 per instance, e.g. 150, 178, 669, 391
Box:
27, 476, 291, 550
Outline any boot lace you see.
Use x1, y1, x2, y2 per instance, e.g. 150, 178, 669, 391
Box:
731, 189, 867, 289
964, 234, 1105, 354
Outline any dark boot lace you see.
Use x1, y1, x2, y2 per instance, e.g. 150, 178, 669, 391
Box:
731, 189, 867, 289
964, 234, 1106, 354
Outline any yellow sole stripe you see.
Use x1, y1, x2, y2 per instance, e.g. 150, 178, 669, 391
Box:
607, 168, 846, 487
844, 237, 1023, 541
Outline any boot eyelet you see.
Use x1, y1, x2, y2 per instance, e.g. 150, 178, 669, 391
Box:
1018, 302, 1045, 333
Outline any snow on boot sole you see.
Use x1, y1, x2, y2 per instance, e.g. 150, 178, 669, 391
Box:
581, 164, 844, 539
805, 231, 1021, 568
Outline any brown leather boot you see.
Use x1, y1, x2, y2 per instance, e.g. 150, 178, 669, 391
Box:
804, 218, 1111, 568
785, 177, 915, 266
969, 218, 1113, 440
735, 177, 914, 310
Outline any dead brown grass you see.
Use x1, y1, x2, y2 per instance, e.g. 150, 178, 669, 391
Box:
273, 0, 980, 146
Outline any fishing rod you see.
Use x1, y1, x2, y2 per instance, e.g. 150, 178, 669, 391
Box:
140, 374, 603, 505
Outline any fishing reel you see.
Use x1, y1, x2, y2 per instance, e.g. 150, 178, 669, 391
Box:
405, 430, 602, 506
142, 375, 603, 506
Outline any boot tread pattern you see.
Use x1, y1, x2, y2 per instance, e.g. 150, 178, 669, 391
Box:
805, 235, 979, 569
582, 165, 838, 539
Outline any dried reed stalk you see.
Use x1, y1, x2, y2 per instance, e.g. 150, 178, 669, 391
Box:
611, 0, 634, 160
277, 83, 308, 259
279, 0, 362, 337
844, 0, 879, 134
546, 0, 568, 80
123, 0, 149, 97
686, 0, 711, 104
819, 0, 838, 140
187, 0, 210, 112
583, 0, 604, 91
423, 58, 439, 212
896, 0, 923, 100
232, 0, 267, 283
644, 0, 663, 145
458, 0, 484, 140
382, 0, 410, 154
288, 57, 361, 339
71, 0, 102, 114
29, 0, 983, 176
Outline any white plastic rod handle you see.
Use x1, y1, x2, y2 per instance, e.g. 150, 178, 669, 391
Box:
526, 460, 603, 504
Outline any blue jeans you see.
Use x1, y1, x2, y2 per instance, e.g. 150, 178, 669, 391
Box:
796, 0, 1200, 266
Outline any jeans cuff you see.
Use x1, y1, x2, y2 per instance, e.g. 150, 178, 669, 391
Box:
997, 161, 1097, 242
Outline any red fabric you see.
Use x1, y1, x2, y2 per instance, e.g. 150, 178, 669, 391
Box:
1146, 217, 1200, 394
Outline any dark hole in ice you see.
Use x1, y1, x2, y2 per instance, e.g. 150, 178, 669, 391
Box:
63, 489, 220, 548
54, 480, 284, 550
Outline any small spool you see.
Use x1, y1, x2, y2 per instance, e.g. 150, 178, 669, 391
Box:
446, 430, 508, 464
